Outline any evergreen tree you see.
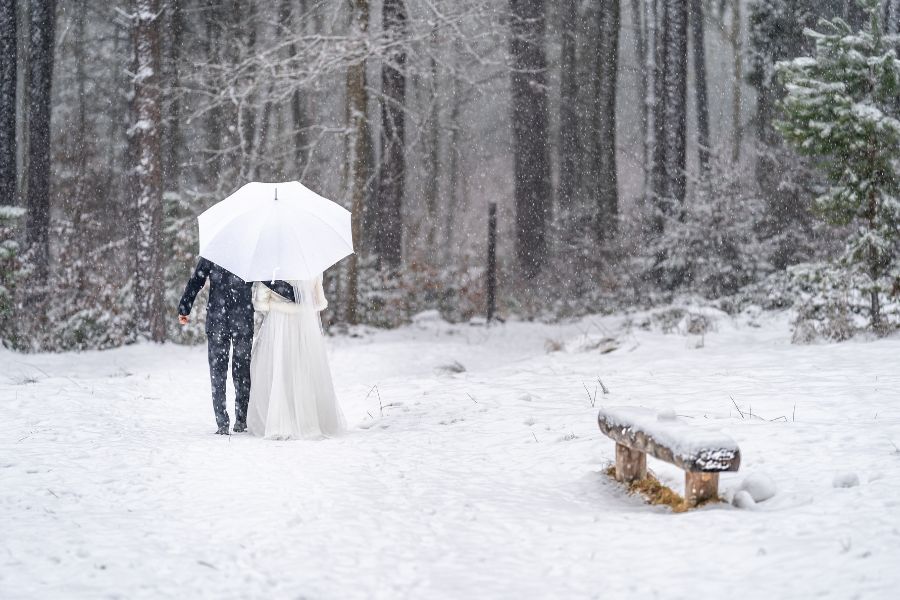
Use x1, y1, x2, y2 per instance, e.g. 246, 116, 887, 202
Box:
777, 0, 900, 331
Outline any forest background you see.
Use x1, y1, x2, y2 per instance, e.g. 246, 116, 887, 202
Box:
1, 0, 898, 352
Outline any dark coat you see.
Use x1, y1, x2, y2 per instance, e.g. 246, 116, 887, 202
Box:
178, 258, 254, 331
261, 280, 296, 303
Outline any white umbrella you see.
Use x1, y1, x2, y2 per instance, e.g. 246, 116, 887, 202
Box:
198, 181, 353, 282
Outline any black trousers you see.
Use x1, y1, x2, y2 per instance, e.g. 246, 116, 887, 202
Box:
206, 318, 253, 428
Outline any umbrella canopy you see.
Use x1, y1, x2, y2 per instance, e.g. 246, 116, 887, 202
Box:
198, 181, 353, 282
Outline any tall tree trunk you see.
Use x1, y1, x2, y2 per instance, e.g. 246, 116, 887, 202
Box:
558, 0, 580, 218
649, 0, 668, 221
16, 0, 30, 208
689, 0, 710, 172
595, 0, 620, 241
130, 0, 166, 342
445, 58, 462, 264
885, 0, 900, 34
25, 0, 56, 280
203, 0, 223, 185
0, 0, 17, 206
729, 0, 742, 163
280, 0, 309, 174
423, 26, 440, 261
845, 0, 868, 29
661, 0, 687, 205
161, 0, 184, 192
644, 0, 661, 227
345, 0, 371, 324
509, 0, 552, 278
375, 0, 406, 269
72, 0, 88, 203
239, 0, 257, 174
630, 0, 647, 180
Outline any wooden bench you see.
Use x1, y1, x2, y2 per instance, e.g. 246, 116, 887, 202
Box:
597, 406, 741, 506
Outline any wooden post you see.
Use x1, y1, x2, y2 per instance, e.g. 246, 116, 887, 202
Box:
615, 443, 646, 483
486, 202, 497, 322
685, 472, 719, 506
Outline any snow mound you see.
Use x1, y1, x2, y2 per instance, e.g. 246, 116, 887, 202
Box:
732, 490, 757, 509
739, 472, 777, 503
412, 309, 445, 326
832, 472, 860, 488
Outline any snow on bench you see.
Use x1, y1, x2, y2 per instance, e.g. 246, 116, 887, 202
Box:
597, 406, 741, 506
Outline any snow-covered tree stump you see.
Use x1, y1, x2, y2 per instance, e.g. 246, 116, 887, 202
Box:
598, 406, 741, 506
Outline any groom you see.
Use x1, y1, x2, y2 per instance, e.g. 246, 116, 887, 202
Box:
178, 257, 254, 435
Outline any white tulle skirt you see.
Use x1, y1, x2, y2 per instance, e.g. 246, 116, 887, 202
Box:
247, 307, 345, 440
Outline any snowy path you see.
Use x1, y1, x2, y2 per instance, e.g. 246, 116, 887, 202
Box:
3, 309, 900, 599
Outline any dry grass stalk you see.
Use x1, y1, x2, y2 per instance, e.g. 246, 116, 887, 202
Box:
604, 466, 721, 513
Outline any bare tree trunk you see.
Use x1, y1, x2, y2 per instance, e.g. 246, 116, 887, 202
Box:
595, 0, 620, 242
345, 0, 371, 324
558, 0, 580, 219
424, 26, 440, 261
280, 0, 309, 174
729, 0, 742, 163
661, 0, 687, 205
844, 0, 868, 29
130, 0, 166, 342
884, 0, 900, 34
630, 0, 647, 177
25, 0, 56, 281
644, 0, 661, 227
689, 0, 710, 171
650, 0, 668, 222
445, 60, 462, 263
509, 0, 552, 278
375, 0, 407, 269
0, 0, 17, 206
203, 0, 223, 185
161, 0, 184, 192
240, 1, 258, 173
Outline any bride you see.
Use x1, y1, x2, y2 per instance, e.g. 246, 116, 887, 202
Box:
247, 275, 346, 439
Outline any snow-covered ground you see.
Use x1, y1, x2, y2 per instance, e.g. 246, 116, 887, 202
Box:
3, 307, 900, 599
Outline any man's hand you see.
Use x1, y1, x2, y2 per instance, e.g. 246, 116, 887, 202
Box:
178, 315, 189, 325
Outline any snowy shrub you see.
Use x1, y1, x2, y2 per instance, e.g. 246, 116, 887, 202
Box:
25, 220, 136, 352
165, 190, 209, 345
0, 206, 24, 348
354, 256, 487, 328
788, 262, 900, 342
643, 159, 770, 299
728, 260, 899, 342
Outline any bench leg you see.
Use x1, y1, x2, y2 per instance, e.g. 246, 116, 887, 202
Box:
615, 443, 647, 483
685, 472, 719, 506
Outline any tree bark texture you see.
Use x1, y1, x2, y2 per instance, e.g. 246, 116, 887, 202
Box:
509, 0, 552, 278
130, 0, 166, 342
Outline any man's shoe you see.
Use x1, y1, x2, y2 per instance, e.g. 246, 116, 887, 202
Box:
233, 421, 247, 433
216, 424, 230, 435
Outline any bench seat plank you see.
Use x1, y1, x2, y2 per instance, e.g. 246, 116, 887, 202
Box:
597, 406, 740, 473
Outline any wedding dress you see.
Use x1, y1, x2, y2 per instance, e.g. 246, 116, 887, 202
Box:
247, 276, 346, 439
